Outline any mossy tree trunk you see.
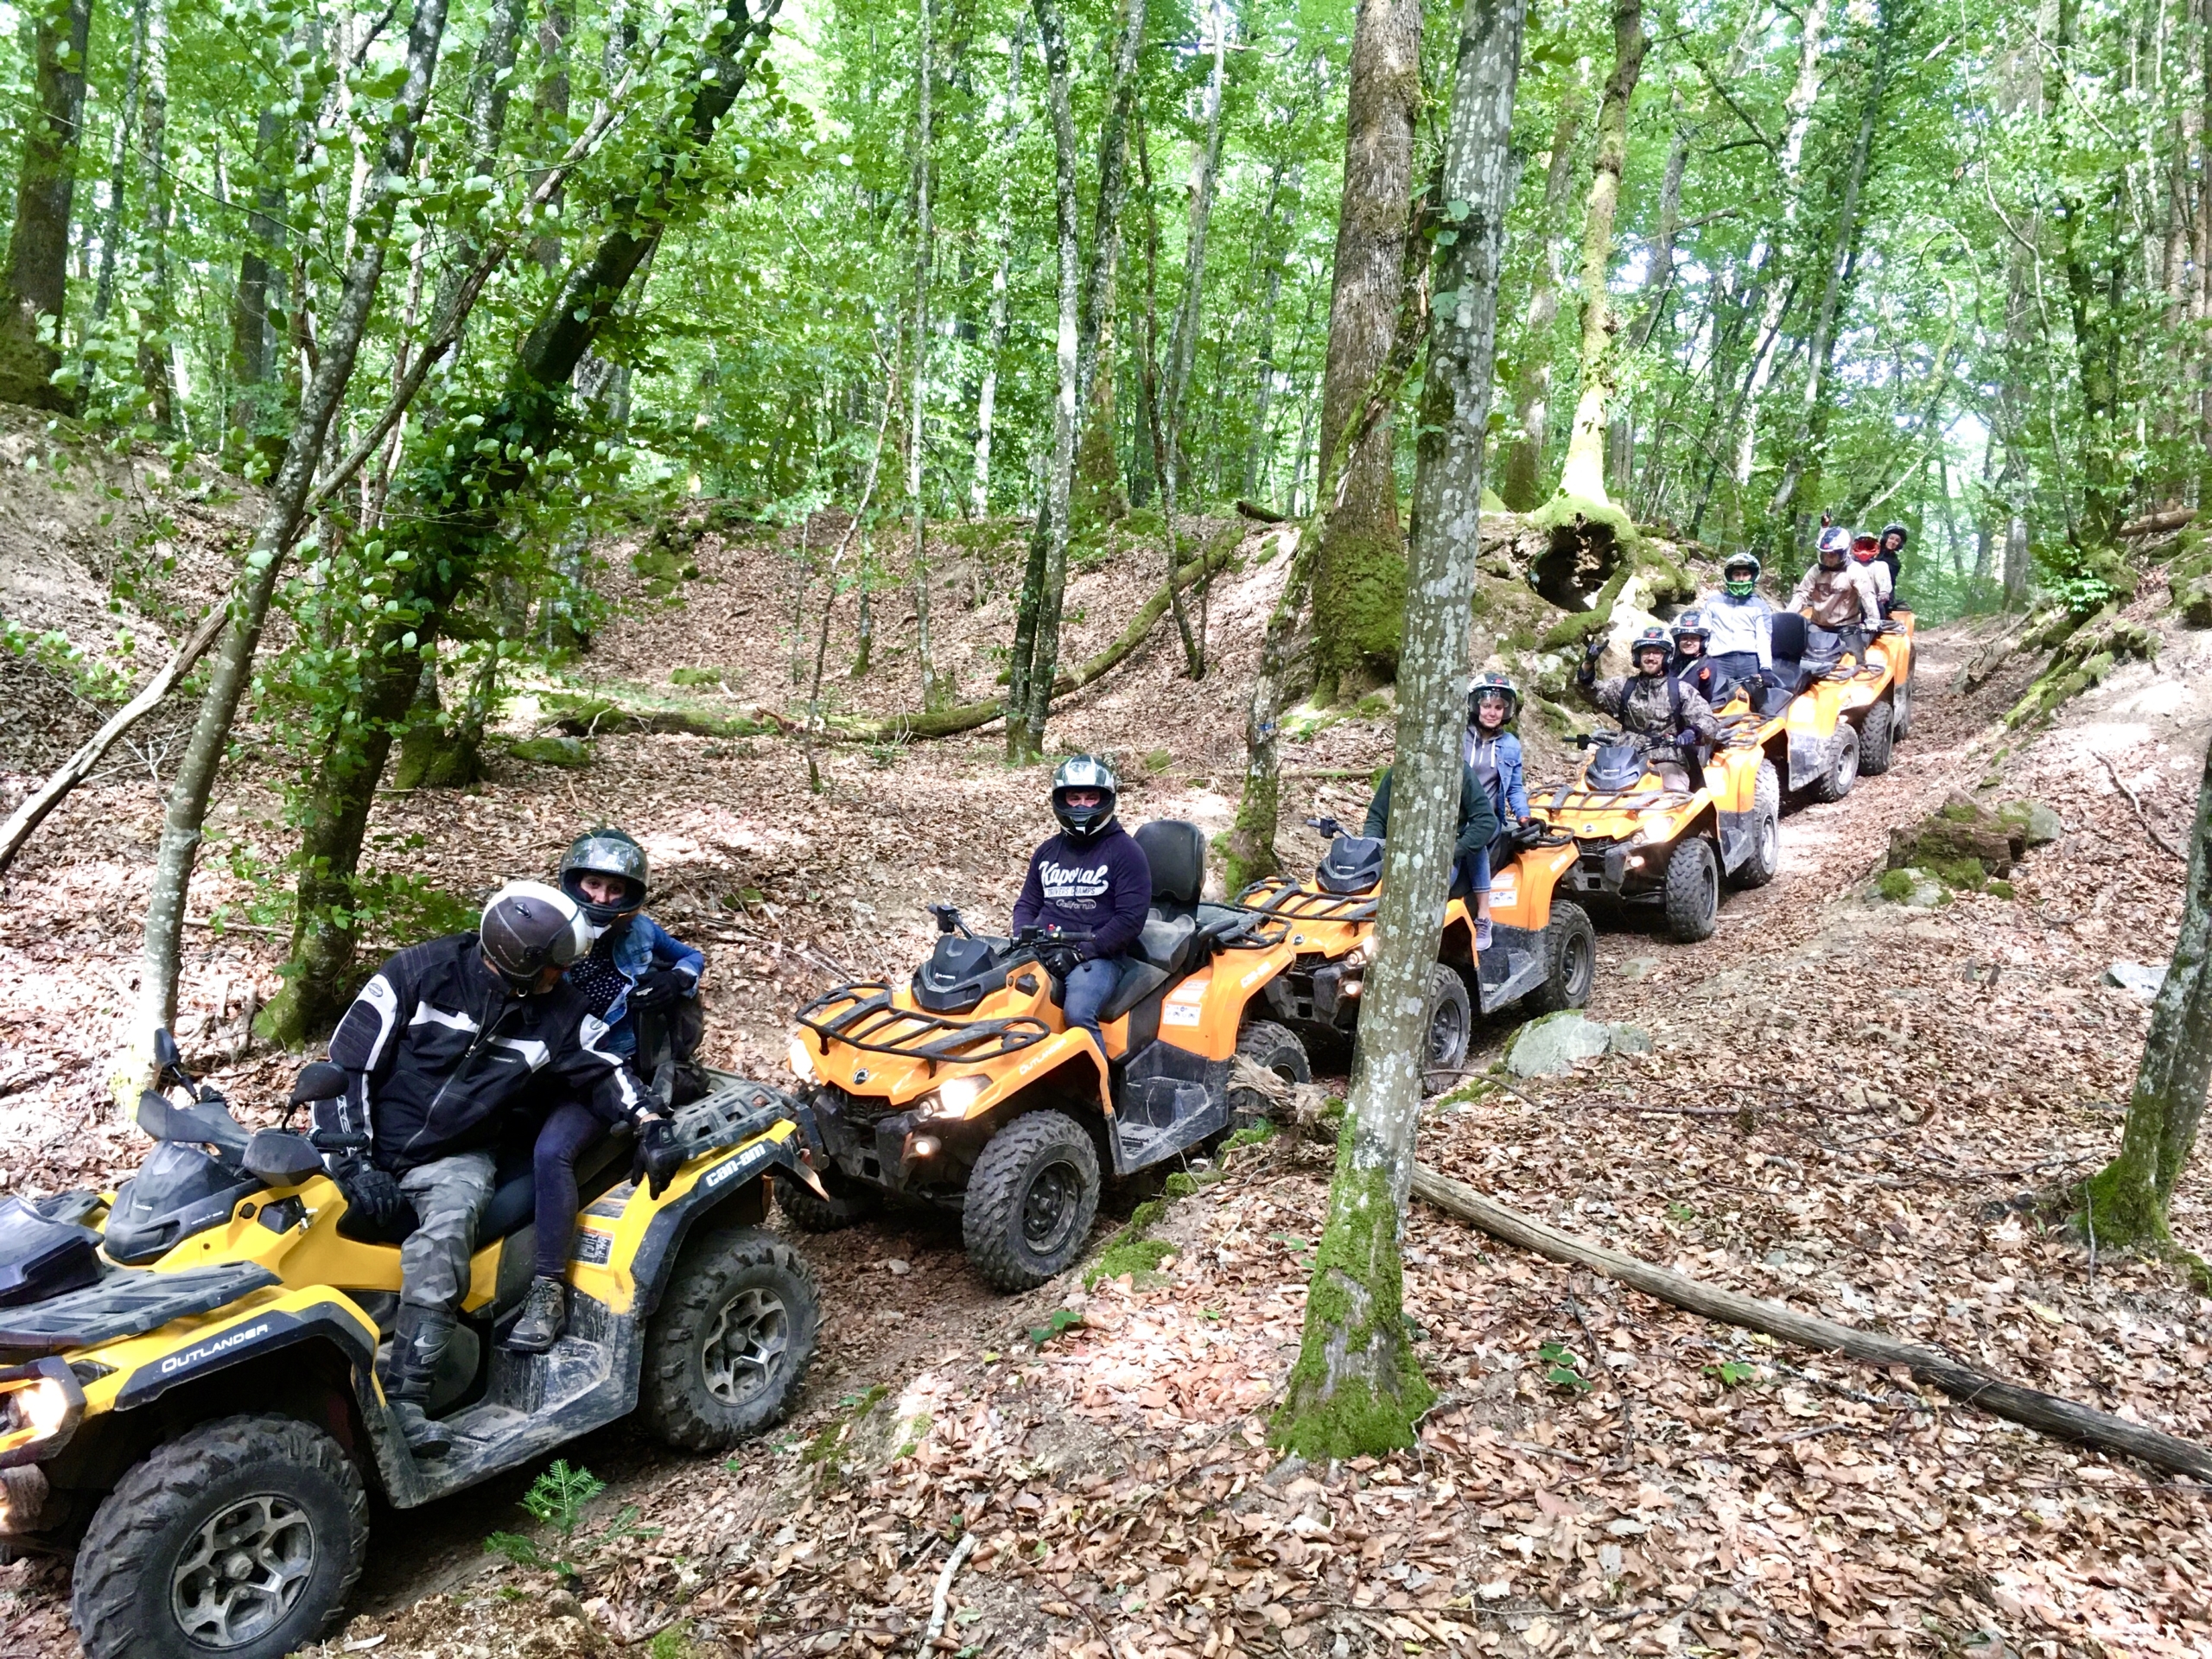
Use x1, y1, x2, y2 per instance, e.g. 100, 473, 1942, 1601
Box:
0, 0, 93, 410
1224, 524, 1318, 892
1275, 0, 1521, 1459
1499, 83, 1584, 512
1307, 0, 1422, 703
1550, 0, 1646, 507
2076, 734, 2212, 1268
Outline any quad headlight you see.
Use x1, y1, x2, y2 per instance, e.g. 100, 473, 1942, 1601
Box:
0, 1361, 84, 1470
787, 1037, 817, 1083
919, 1075, 987, 1120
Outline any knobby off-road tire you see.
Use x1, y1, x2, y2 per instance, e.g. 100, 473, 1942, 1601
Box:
962, 1109, 1102, 1291
1228, 1020, 1311, 1127
1891, 650, 1916, 739
642, 1226, 821, 1450
772, 1166, 883, 1232
1662, 837, 1721, 943
1421, 965, 1473, 1087
1727, 761, 1783, 891
1857, 697, 1896, 775
72, 1414, 367, 1659
1526, 902, 1597, 1014
1813, 723, 1860, 804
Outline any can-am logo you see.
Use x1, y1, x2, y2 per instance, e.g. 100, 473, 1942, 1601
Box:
160, 1321, 271, 1376
702, 1143, 769, 1192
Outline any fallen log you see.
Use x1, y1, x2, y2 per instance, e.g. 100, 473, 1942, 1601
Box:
1235, 498, 1290, 524
0, 611, 227, 875
1409, 1162, 2212, 1481
2117, 506, 2196, 539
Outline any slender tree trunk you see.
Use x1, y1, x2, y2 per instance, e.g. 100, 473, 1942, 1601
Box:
1066, 0, 1145, 528
1163, 0, 1228, 445
1244, 164, 1299, 501
1766, 4, 1894, 522
0, 0, 94, 410
2077, 734, 2212, 1269
231, 96, 286, 433
531, 0, 572, 274
970, 20, 1027, 518
1135, 119, 1203, 677
1553, 0, 1648, 505
1729, 0, 1832, 495
1500, 86, 1585, 511
1309, 0, 1423, 701
1623, 83, 1688, 357
132, 0, 454, 1078
135, 0, 175, 430
909, 0, 943, 709
90, 0, 149, 334
1276, 0, 1523, 1459
1018, 0, 1080, 760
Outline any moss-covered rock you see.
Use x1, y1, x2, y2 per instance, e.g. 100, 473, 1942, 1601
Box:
2178, 575, 2212, 629
2003, 607, 2158, 728
1887, 791, 2023, 878
1995, 798, 2063, 848
508, 734, 594, 768
670, 665, 722, 686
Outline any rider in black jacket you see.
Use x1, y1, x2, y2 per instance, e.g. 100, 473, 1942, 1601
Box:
317, 881, 666, 1454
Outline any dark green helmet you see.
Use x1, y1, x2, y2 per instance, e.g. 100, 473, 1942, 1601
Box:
559, 828, 649, 927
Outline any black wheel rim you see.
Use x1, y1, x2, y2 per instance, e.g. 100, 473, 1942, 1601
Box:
1563, 931, 1594, 1000
1020, 1157, 1084, 1257
701, 1286, 791, 1409
1427, 996, 1466, 1066
169, 1494, 316, 1649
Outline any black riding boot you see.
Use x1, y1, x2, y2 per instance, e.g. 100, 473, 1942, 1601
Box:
385, 1303, 459, 1458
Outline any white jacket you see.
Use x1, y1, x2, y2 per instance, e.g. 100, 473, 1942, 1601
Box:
1700, 591, 1774, 664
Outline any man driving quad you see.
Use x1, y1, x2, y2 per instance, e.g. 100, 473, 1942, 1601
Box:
1576, 624, 1726, 789
506, 829, 708, 1357
1011, 755, 1152, 1062
1790, 525, 1881, 660
1700, 552, 1775, 693
1363, 745, 1501, 921
317, 883, 669, 1455
1460, 672, 1529, 950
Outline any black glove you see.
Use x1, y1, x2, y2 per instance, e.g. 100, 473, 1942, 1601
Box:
333, 1158, 404, 1230
626, 968, 692, 1012
1037, 940, 1084, 979
1584, 632, 1609, 659
631, 1116, 684, 1198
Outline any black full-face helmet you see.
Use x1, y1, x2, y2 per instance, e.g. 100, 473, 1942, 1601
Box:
1051, 754, 1121, 844
480, 881, 592, 993
560, 828, 650, 929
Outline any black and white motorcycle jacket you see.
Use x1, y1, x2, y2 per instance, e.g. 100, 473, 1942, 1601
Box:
317, 931, 647, 1174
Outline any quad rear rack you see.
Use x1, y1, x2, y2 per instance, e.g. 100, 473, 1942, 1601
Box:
796, 982, 1051, 1071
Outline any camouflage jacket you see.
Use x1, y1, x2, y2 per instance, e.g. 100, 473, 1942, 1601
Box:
1584, 671, 1723, 746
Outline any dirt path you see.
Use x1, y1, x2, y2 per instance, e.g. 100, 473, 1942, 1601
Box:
7, 607, 2209, 1657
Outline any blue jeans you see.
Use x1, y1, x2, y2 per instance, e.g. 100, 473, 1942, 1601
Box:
1707, 651, 1762, 697
1060, 956, 1125, 1058
532, 1100, 606, 1279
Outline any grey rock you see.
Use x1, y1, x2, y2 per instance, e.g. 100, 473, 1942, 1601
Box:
1506, 1012, 1612, 1077
1998, 799, 2064, 848
1607, 1022, 1653, 1055
1619, 957, 1661, 982
2102, 962, 2168, 1000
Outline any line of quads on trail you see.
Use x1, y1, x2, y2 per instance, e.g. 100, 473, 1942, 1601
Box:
0, 617, 1915, 1659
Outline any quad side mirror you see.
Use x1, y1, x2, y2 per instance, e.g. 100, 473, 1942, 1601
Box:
245, 1128, 327, 1188
289, 1062, 348, 1107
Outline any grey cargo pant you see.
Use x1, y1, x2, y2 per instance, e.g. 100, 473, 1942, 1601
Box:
397, 1149, 497, 1313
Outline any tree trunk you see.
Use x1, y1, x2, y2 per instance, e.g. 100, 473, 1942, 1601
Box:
1309, 0, 1423, 702
531, 0, 572, 274
1243, 163, 1299, 501
1552, 0, 1647, 505
0, 0, 94, 410
1274, 0, 1522, 1459
1163, 0, 1228, 453
133, 0, 453, 1078
1015, 0, 1081, 761
2077, 734, 2212, 1270
970, 21, 1027, 518
231, 94, 287, 437
2047, 0, 2127, 550
136, 0, 176, 431
909, 0, 943, 709
1499, 85, 1585, 512
1765, 3, 1893, 522
89, 0, 150, 335
1136, 118, 1203, 676
1069, 0, 1145, 530
1728, 0, 1832, 497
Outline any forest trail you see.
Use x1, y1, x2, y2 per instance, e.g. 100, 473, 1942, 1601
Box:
9, 559, 2209, 1656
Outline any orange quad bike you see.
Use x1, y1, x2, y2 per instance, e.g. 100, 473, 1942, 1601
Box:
1230, 815, 1596, 1073
781, 820, 1313, 1290
1721, 609, 1916, 806
1534, 709, 1780, 944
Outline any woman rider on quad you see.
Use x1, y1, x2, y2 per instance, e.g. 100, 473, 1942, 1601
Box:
1576, 624, 1726, 790
1669, 612, 1723, 704
1700, 553, 1774, 694
1010, 755, 1152, 1064
508, 829, 707, 1356
1463, 672, 1532, 951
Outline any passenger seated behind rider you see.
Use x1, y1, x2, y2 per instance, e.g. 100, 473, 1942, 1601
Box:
1011, 755, 1152, 1063
1851, 529, 1894, 617
1575, 624, 1726, 791
1700, 553, 1775, 695
1790, 525, 1881, 660
1463, 673, 1530, 952
1877, 522, 1908, 609
318, 884, 665, 1455
509, 828, 707, 1357
1669, 612, 1723, 705
1361, 745, 1500, 938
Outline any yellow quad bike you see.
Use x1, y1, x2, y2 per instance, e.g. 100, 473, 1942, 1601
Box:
1230, 816, 1597, 1070
1732, 610, 1916, 804
0, 1029, 825, 1659
1535, 711, 1780, 944
783, 819, 1312, 1290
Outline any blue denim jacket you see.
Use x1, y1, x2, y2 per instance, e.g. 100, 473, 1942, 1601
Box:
594, 913, 706, 1056
1462, 728, 1528, 821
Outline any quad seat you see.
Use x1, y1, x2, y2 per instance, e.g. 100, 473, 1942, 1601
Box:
1097, 821, 1213, 1023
